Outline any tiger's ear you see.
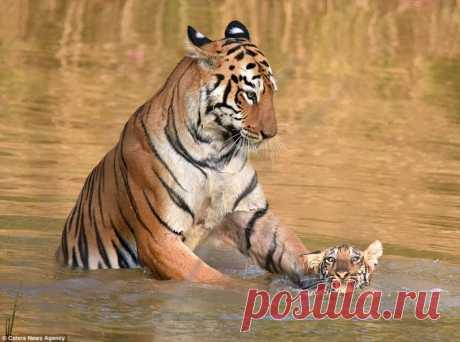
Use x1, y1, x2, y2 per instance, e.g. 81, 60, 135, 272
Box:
224, 20, 250, 40
187, 25, 212, 47
364, 240, 383, 272
301, 251, 324, 274
186, 25, 221, 68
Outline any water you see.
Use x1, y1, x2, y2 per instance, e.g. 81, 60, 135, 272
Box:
1, 1, 460, 341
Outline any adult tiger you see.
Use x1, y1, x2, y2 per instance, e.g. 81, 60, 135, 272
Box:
56, 21, 312, 285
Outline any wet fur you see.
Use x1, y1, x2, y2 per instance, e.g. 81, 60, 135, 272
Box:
56, 21, 312, 285
304, 240, 383, 289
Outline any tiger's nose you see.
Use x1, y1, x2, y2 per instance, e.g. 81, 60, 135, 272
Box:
336, 271, 349, 279
260, 129, 276, 140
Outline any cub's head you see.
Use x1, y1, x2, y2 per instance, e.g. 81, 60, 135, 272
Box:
186, 20, 277, 147
304, 240, 383, 291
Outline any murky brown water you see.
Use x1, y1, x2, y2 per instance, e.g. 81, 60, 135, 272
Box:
1, 1, 460, 341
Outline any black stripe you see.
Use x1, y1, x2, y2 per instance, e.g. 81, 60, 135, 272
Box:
61, 205, 77, 263
240, 43, 258, 48
112, 240, 129, 268
197, 104, 202, 127
245, 49, 257, 57
253, 48, 265, 56
190, 92, 212, 144
222, 80, 232, 105
99, 157, 106, 192
117, 203, 136, 238
140, 118, 186, 191
234, 88, 242, 107
206, 104, 214, 114
232, 173, 258, 211
72, 197, 83, 246
93, 215, 111, 268
118, 124, 157, 240
67, 204, 78, 240
78, 224, 89, 269
152, 169, 195, 221
113, 141, 121, 189
73, 181, 87, 238
222, 38, 245, 47
209, 74, 225, 92
162, 82, 210, 176
226, 45, 242, 55
61, 225, 68, 263
216, 116, 238, 133
186, 120, 210, 145
113, 145, 143, 242
277, 244, 286, 273
142, 190, 183, 237
265, 230, 278, 273
96, 160, 106, 229
241, 75, 255, 88
87, 163, 111, 268
133, 103, 145, 118
71, 247, 79, 268
213, 102, 239, 114
235, 51, 245, 60
111, 219, 138, 265
215, 139, 242, 166
164, 107, 209, 177
86, 169, 97, 219
245, 203, 269, 252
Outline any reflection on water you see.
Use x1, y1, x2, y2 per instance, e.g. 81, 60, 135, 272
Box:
0, 1, 459, 341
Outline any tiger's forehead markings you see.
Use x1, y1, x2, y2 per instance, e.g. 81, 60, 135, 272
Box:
218, 40, 266, 61
235, 51, 245, 61
215, 40, 274, 88
326, 245, 364, 259
222, 38, 246, 47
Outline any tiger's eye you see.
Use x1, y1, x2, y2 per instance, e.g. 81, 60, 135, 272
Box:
326, 256, 335, 263
246, 91, 257, 103
351, 256, 361, 263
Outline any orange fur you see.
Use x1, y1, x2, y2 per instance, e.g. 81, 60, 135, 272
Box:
57, 21, 313, 285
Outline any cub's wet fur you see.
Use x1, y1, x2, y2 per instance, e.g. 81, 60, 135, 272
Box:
302, 240, 383, 292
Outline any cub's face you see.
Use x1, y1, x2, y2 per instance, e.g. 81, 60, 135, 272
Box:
305, 240, 383, 292
187, 21, 277, 148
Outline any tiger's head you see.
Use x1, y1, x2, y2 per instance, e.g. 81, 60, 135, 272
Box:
304, 240, 383, 292
185, 20, 277, 148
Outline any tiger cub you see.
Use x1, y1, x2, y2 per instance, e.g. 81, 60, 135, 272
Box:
301, 240, 383, 292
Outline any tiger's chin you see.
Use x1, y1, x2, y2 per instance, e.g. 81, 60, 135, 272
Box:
244, 137, 263, 148
299, 277, 363, 293
330, 275, 373, 293
240, 129, 263, 145
329, 279, 363, 293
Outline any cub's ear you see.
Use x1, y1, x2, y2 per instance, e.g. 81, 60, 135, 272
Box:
301, 250, 324, 274
224, 20, 250, 40
364, 240, 383, 272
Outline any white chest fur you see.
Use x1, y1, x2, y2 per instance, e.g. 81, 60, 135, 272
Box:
183, 163, 266, 250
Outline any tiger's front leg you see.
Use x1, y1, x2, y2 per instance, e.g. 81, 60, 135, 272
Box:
135, 222, 229, 283
119, 148, 230, 283
215, 206, 310, 285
